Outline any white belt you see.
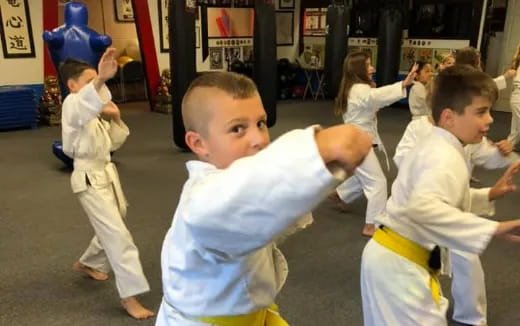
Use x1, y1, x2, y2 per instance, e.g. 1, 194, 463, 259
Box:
75, 160, 128, 218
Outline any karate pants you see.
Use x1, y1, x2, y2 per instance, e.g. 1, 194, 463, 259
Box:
361, 239, 449, 326
336, 148, 387, 224
77, 184, 150, 298
450, 250, 487, 326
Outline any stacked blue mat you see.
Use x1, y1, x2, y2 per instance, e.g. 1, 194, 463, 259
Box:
0, 86, 38, 130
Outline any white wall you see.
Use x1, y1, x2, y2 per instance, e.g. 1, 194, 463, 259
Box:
495, 0, 520, 112
0, 0, 43, 86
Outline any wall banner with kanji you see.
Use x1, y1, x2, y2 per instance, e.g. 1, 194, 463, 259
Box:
0, 0, 35, 58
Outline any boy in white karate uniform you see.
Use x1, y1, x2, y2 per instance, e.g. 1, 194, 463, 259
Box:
361, 65, 520, 326
156, 72, 372, 325
398, 60, 517, 325
394, 114, 518, 326
60, 48, 153, 319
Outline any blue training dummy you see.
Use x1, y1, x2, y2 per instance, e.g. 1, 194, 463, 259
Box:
43, 1, 112, 96
43, 1, 112, 167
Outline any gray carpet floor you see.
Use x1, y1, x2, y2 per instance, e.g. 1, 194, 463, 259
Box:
1, 100, 520, 326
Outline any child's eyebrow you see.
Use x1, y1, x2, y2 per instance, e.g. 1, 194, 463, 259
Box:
475, 106, 490, 111
226, 117, 248, 125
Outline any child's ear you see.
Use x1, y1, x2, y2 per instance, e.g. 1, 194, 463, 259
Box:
439, 108, 455, 127
67, 79, 76, 92
185, 131, 208, 157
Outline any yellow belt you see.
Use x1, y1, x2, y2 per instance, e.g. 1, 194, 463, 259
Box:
373, 227, 441, 305
198, 303, 289, 326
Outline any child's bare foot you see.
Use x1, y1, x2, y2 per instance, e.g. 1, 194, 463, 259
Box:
72, 261, 109, 281
362, 223, 375, 237
121, 297, 155, 320
328, 191, 350, 212
470, 176, 481, 184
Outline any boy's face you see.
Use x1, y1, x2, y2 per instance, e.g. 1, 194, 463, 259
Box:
191, 92, 270, 169
68, 68, 97, 93
447, 96, 493, 145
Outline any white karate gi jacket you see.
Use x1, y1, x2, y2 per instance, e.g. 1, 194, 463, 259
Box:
361, 127, 499, 326
156, 127, 344, 325
342, 81, 406, 149
62, 82, 129, 216
408, 81, 429, 119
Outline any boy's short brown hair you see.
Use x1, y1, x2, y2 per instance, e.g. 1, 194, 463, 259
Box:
431, 65, 498, 124
455, 47, 480, 68
182, 72, 258, 134
58, 58, 95, 83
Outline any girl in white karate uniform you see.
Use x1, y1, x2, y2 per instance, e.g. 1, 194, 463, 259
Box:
333, 51, 417, 236
408, 60, 433, 120
507, 45, 520, 148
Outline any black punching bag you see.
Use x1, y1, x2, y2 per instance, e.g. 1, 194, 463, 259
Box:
376, 5, 402, 86
324, 1, 351, 98
170, 0, 197, 150
254, 0, 277, 127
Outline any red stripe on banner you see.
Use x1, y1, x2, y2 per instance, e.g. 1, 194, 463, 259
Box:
43, 0, 59, 77
132, 0, 160, 110
216, 17, 228, 37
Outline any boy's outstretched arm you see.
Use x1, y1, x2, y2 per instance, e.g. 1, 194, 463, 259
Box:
93, 48, 118, 92
489, 161, 520, 200
315, 124, 372, 176
185, 125, 372, 258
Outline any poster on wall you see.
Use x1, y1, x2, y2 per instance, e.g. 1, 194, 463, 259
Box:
279, 0, 294, 10
303, 8, 326, 36
0, 0, 35, 58
224, 47, 241, 63
209, 47, 223, 69
115, 0, 134, 22
159, 0, 169, 52
275, 11, 293, 46
207, 8, 254, 38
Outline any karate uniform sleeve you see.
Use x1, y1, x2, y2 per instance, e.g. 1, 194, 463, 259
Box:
394, 122, 420, 168
468, 138, 515, 169
352, 81, 406, 113
63, 82, 112, 129
405, 166, 498, 254
468, 187, 495, 217
184, 127, 346, 258
408, 83, 428, 116
108, 119, 130, 151
493, 75, 507, 91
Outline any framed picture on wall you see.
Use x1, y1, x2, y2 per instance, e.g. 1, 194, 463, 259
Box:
275, 11, 294, 46
158, 0, 169, 52
209, 47, 223, 70
0, 0, 35, 58
114, 0, 134, 22
279, 0, 295, 10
